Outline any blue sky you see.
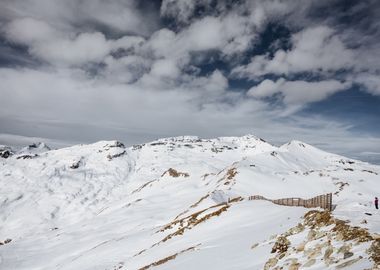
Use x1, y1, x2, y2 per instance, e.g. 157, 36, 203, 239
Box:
0, 0, 379, 163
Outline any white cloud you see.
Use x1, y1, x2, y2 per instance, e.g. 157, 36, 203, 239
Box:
180, 17, 225, 51
186, 70, 229, 96
102, 55, 151, 84
233, 26, 355, 78
0, 0, 158, 36
3, 17, 58, 44
146, 29, 177, 58
354, 73, 380, 96
1, 66, 379, 163
3, 18, 112, 66
0, 0, 379, 164
34, 32, 111, 66
150, 58, 180, 78
248, 78, 350, 105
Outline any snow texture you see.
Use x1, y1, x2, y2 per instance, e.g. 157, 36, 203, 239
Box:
0, 135, 379, 269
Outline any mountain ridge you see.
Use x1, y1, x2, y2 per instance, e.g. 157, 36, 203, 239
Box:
0, 135, 379, 269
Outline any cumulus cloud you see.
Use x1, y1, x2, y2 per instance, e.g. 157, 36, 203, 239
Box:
1, 66, 379, 162
4, 18, 58, 44
0, 0, 158, 36
35, 32, 111, 65
0, 0, 379, 163
354, 73, 380, 96
3, 18, 112, 66
248, 78, 350, 106
233, 26, 355, 78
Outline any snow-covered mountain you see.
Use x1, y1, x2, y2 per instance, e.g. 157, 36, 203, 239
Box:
0, 135, 379, 270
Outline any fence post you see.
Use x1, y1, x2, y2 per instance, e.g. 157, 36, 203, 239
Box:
328, 193, 332, 211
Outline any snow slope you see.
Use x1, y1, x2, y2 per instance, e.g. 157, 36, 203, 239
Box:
0, 135, 379, 270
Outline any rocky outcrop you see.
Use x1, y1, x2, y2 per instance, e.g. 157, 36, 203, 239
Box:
0, 146, 13, 158
262, 210, 379, 269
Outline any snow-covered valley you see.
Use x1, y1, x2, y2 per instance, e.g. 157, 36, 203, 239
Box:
0, 135, 379, 270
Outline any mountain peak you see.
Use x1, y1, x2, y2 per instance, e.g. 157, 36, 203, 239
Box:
1, 135, 379, 270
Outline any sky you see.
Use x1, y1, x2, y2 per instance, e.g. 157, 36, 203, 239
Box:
0, 0, 380, 164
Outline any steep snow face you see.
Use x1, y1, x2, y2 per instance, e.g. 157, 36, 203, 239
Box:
0, 135, 379, 270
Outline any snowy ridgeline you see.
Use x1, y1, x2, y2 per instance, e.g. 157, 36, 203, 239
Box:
0, 135, 379, 270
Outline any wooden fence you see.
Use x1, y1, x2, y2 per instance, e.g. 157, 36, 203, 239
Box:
247, 193, 333, 211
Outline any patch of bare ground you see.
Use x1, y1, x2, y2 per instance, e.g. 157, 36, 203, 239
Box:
173, 194, 210, 220
228, 196, 244, 203
151, 199, 243, 248
190, 194, 210, 208
162, 168, 189, 178
107, 150, 126, 160
217, 167, 238, 187
261, 210, 379, 269
271, 236, 290, 254
368, 239, 380, 266
156, 203, 230, 245
134, 198, 240, 257
138, 245, 200, 270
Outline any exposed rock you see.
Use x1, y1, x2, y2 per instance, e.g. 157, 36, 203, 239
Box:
271, 236, 290, 254
304, 210, 334, 228
226, 168, 237, 180
333, 220, 372, 242
107, 151, 126, 160
289, 262, 300, 270
70, 160, 81, 169
109, 141, 125, 148
343, 251, 354, 259
285, 223, 305, 236
324, 246, 334, 266
337, 244, 352, 254
273, 210, 378, 269
0, 238, 12, 245
307, 229, 317, 241
368, 239, 380, 265
264, 258, 278, 270
0, 147, 13, 158
296, 242, 306, 252
16, 154, 38, 160
324, 246, 334, 260
162, 168, 189, 178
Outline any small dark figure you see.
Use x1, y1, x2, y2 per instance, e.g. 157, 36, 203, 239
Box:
375, 197, 379, 209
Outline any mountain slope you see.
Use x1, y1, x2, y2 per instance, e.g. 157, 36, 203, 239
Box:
0, 135, 379, 270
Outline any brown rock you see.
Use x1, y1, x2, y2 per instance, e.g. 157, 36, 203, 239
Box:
343, 251, 354, 259
264, 258, 278, 270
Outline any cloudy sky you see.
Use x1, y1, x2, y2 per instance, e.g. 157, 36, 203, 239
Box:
0, 0, 380, 163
